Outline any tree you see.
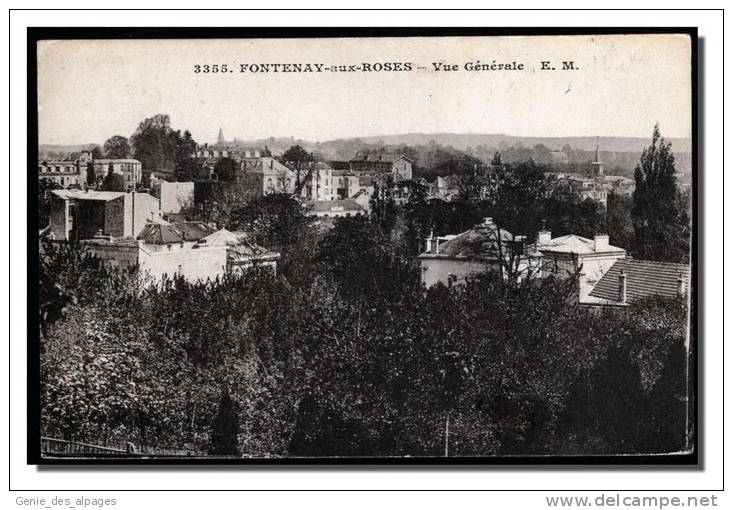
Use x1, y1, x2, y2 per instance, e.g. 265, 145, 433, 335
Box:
39, 179, 62, 228
85, 162, 97, 188
103, 135, 132, 159
131, 114, 197, 173
281, 145, 315, 195
174, 158, 199, 182
90, 146, 104, 159
214, 157, 238, 181
631, 124, 690, 263
209, 388, 240, 456
369, 177, 398, 233
100, 164, 125, 192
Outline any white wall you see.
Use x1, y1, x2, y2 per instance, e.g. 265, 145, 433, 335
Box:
420, 257, 497, 288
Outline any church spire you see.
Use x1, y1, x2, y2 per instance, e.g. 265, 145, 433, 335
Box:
217, 127, 225, 145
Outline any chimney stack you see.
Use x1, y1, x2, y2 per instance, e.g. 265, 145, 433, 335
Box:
538, 220, 552, 245
424, 230, 434, 254
594, 234, 609, 252
677, 273, 686, 297
618, 270, 627, 304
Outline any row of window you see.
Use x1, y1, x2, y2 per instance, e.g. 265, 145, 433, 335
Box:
39, 165, 76, 173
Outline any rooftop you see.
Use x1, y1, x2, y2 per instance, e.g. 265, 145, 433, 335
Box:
420, 218, 515, 261
197, 229, 280, 261
92, 159, 142, 164
305, 199, 365, 213
536, 234, 625, 255
51, 189, 125, 202
242, 157, 292, 175
350, 153, 413, 163
589, 258, 691, 302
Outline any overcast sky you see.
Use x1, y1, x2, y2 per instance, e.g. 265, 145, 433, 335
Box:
37, 34, 692, 146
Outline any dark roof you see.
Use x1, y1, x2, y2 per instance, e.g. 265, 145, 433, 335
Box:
349, 153, 413, 163
421, 220, 514, 260
305, 199, 365, 213
137, 223, 184, 244
589, 259, 690, 302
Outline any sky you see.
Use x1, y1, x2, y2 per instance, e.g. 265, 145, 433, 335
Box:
37, 34, 692, 146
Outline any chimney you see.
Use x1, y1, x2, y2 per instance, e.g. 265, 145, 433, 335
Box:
594, 234, 609, 252
537, 220, 551, 245
618, 270, 627, 304
677, 273, 686, 297
424, 229, 436, 254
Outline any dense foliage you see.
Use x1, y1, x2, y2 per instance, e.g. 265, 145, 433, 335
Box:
39, 207, 691, 456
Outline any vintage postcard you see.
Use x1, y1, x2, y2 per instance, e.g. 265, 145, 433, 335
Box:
30, 29, 696, 464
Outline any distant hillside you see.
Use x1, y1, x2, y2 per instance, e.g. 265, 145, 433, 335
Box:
39, 132, 693, 177
327, 133, 692, 155
39, 143, 100, 160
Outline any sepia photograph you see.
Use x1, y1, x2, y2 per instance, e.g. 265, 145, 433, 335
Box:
29, 28, 697, 464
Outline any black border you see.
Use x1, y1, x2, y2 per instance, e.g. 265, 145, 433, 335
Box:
25, 26, 700, 468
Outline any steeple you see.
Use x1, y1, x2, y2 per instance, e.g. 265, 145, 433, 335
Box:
591, 144, 604, 177
217, 127, 225, 145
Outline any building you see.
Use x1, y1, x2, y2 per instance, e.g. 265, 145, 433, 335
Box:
591, 145, 604, 177
333, 170, 359, 199
194, 144, 266, 160
38, 160, 81, 187
348, 153, 413, 180
351, 189, 372, 214
301, 162, 335, 201
429, 175, 460, 201
586, 259, 690, 306
81, 223, 279, 284
533, 230, 627, 301
238, 156, 296, 196
48, 189, 161, 241
88, 158, 143, 190
419, 219, 628, 298
550, 150, 570, 165
418, 218, 535, 288
304, 199, 367, 218
197, 229, 280, 272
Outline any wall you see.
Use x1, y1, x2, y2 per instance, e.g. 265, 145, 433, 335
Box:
419, 257, 498, 288
540, 251, 626, 300
48, 199, 71, 240
139, 244, 228, 283
123, 192, 161, 238
393, 158, 412, 180
85, 242, 140, 268
105, 196, 126, 238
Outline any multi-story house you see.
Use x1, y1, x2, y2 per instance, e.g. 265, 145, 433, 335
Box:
348, 153, 413, 180
38, 160, 81, 187
238, 156, 295, 196
88, 159, 143, 190
301, 162, 335, 201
